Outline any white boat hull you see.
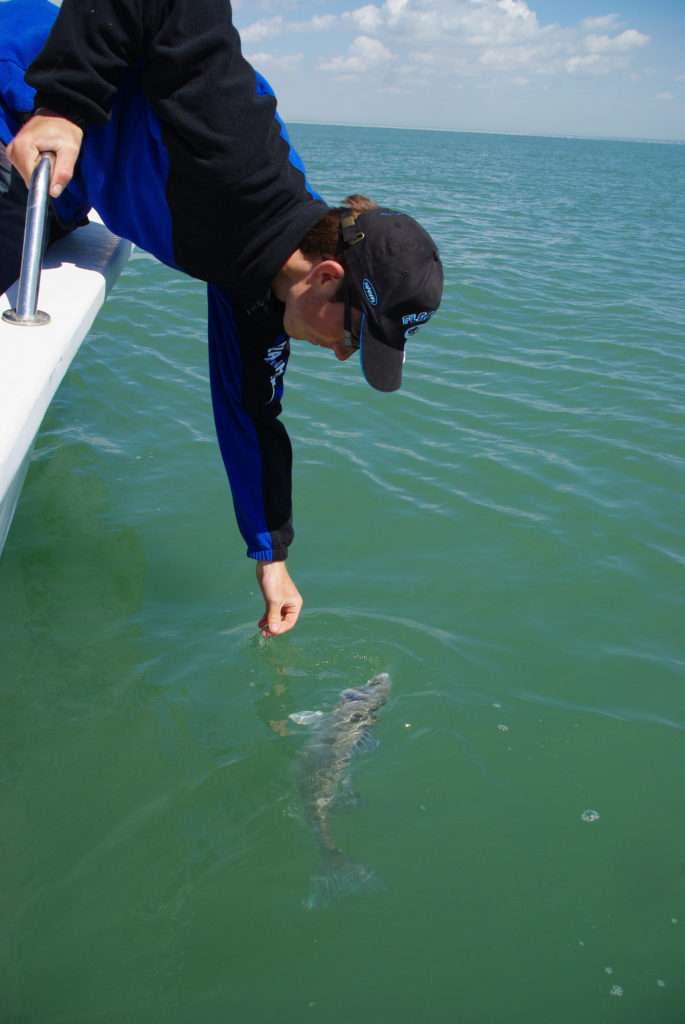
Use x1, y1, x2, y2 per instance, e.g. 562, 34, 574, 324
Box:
0, 215, 131, 558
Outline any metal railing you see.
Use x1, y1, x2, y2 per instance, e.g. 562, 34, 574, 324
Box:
2, 153, 53, 327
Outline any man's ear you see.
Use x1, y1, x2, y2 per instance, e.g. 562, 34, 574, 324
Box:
310, 258, 345, 290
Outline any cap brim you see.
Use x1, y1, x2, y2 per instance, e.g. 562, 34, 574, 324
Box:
358, 314, 403, 393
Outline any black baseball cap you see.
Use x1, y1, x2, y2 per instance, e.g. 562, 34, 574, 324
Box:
339, 207, 443, 392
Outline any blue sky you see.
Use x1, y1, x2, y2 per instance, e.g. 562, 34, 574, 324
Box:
232, 0, 685, 140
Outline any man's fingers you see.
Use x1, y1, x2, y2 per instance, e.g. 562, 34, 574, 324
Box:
257, 600, 282, 637
6, 137, 39, 189
280, 603, 300, 633
6, 114, 83, 195
51, 148, 78, 198
259, 602, 301, 638
255, 561, 303, 638
267, 609, 283, 635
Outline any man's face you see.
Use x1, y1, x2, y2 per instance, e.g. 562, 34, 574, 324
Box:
297, 300, 361, 362
282, 259, 360, 362
282, 294, 358, 362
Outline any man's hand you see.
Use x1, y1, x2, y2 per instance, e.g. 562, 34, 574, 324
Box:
7, 112, 83, 198
256, 561, 303, 638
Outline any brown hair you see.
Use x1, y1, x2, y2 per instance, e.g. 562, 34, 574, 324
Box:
300, 194, 378, 258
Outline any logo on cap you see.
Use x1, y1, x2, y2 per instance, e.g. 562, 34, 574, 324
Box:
402, 311, 433, 326
362, 278, 379, 306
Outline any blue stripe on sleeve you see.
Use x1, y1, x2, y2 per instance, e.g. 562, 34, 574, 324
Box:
253, 70, 323, 203
75, 76, 176, 269
207, 283, 275, 560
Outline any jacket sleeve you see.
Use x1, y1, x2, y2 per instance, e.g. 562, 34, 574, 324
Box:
25, 0, 244, 129
25, 0, 152, 125
207, 283, 294, 561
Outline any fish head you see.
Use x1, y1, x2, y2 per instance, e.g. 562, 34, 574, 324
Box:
340, 673, 392, 714
365, 672, 392, 703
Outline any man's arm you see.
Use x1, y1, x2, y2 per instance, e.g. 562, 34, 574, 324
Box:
10, 0, 256, 201
207, 283, 303, 637
26, 0, 149, 126
7, 0, 151, 192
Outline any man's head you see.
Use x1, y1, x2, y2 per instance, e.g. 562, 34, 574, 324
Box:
275, 250, 356, 362
274, 196, 444, 390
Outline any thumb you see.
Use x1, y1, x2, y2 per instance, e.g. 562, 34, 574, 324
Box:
266, 601, 283, 635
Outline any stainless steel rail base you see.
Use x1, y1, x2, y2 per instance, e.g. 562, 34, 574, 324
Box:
2, 153, 53, 327
2, 310, 50, 326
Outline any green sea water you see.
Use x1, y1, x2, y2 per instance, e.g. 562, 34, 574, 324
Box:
1, 125, 684, 1022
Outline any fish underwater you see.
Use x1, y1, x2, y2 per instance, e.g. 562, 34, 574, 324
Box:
289, 672, 392, 909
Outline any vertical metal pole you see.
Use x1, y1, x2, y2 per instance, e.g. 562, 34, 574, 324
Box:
2, 153, 53, 326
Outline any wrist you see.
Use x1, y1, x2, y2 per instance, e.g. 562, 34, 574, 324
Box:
257, 559, 286, 572
32, 105, 87, 133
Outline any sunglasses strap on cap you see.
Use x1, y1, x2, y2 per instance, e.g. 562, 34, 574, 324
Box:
340, 211, 365, 249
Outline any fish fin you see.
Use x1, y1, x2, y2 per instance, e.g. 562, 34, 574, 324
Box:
353, 730, 380, 753
289, 710, 325, 727
304, 851, 381, 911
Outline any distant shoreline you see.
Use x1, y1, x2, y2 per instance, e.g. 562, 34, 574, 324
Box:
289, 120, 685, 147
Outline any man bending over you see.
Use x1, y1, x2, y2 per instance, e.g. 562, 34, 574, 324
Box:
0, 0, 443, 637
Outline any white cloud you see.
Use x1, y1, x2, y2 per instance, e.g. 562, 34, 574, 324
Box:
305, 14, 337, 31
584, 29, 649, 54
581, 14, 621, 33
233, 0, 301, 11
241, 11, 337, 42
244, 51, 304, 72
320, 34, 393, 73
496, 0, 538, 28
327, 0, 546, 61
566, 54, 602, 74
240, 17, 284, 43
387, 0, 409, 17
346, 5, 384, 33
480, 45, 540, 70
243, 1, 652, 85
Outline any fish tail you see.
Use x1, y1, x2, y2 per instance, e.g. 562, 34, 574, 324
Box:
303, 850, 379, 911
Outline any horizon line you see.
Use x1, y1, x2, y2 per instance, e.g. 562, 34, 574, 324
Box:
288, 119, 685, 147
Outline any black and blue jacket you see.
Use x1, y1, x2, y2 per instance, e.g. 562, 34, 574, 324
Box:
0, 0, 329, 560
